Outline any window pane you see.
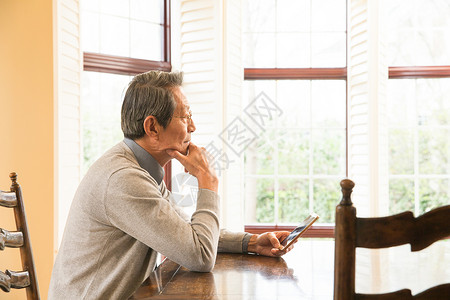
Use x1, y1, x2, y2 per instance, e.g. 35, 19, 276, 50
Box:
278, 130, 309, 175
245, 132, 275, 176
313, 129, 346, 175
243, 0, 276, 33
130, 0, 162, 23
388, 77, 450, 215
276, 0, 310, 32
389, 129, 414, 175
310, 0, 346, 68
100, 14, 130, 57
243, 0, 346, 68
130, 20, 162, 60
313, 179, 340, 223
419, 179, 450, 214
419, 129, 450, 175
387, 80, 416, 127
416, 79, 450, 126
276, 33, 310, 68
243, 33, 276, 67
81, 72, 130, 174
311, 0, 346, 32
389, 178, 450, 215
242, 0, 276, 68
250, 178, 275, 223
82, 0, 100, 11
384, 0, 450, 66
278, 179, 309, 223
311, 32, 346, 67
81, 0, 163, 60
277, 81, 311, 128
243, 80, 277, 106
389, 178, 414, 214
311, 81, 346, 128
100, 0, 129, 16
81, 11, 100, 52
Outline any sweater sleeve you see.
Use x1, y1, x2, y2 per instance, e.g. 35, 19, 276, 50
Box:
160, 180, 252, 254
160, 179, 191, 223
218, 229, 253, 253
105, 168, 220, 272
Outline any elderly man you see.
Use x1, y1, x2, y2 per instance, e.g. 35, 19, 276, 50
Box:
48, 70, 293, 299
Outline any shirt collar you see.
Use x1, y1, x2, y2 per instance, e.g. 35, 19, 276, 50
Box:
123, 138, 165, 185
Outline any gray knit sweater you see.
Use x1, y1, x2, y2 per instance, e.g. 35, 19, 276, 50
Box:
48, 141, 247, 299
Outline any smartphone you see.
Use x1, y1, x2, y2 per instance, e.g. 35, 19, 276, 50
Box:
279, 213, 319, 250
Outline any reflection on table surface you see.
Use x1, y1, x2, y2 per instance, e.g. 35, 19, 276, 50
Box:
131, 239, 335, 300
132, 238, 450, 299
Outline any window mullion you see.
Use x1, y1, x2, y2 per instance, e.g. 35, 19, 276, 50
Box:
309, 80, 314, 214
413, 84, 420, 216
274, 82, 280, 225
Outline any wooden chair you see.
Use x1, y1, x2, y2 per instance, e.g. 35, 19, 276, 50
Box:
334, 179, 450, 300
0, 172, 40, 299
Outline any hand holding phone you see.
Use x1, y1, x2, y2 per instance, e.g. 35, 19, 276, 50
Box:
279, 213, 319, 250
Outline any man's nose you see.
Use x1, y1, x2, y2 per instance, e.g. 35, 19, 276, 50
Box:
188, 119, 196, 133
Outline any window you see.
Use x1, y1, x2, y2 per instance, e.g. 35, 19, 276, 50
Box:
243, 0, 450, 234
80, 0, 171, 183
385, 0, 450, 215
242, 0, 347, 234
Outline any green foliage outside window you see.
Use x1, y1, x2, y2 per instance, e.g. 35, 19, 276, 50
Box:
250, 126, 345, 224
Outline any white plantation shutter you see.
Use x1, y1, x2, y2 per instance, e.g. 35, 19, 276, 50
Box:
54, 0, 82, 247
348, 0, 388, 218
348, 0, 389, 293
178, 0, 244, 231
221, 0, 245, 231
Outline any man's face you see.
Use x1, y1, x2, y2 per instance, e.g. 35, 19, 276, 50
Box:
158, 86, 195, 154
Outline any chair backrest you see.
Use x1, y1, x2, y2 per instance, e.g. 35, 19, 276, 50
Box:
334, 179, 450, 300
0, 172, 40, 299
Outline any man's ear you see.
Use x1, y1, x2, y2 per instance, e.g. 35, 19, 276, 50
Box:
143, 116, 161, 139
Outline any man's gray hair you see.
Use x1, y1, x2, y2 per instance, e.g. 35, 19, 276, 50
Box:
121, 70, 183, 140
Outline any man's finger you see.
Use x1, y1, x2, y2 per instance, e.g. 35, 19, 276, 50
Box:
166, 149, 186, 163
286, 244, 294, 253
268, 232, 281, 248
271, 248, 286, 256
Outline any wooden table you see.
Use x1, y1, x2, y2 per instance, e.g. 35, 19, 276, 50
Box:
131, 252, 314, 299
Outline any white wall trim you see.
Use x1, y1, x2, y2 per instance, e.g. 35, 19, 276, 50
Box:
54, 0, 82, 251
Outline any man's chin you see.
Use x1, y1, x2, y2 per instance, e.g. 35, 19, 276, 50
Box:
169, 145, 189, 156
181, 144, 189, 155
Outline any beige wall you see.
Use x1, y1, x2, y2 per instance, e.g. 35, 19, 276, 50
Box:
0, 0, 55, 299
